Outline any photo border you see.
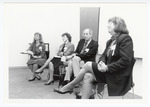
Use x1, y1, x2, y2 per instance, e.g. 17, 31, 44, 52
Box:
0, 0, 150, 107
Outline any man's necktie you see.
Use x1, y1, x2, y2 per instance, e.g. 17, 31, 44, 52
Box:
61, 43, 66, 52
80, 41, 88, 54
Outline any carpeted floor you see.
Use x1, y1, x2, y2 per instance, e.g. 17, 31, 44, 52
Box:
9, 67, 142, 99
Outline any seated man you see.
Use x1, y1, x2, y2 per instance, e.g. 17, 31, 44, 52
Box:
60, 28, 98, 87
54, 16, 135, 99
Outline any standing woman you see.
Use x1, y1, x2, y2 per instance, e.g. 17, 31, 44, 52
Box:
27, 32, 47, 81
54, 16, 135, 99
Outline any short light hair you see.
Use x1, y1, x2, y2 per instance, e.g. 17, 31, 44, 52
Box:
84, 28, 93, 35
89, 29, 93, 35
108, 16, 129, 34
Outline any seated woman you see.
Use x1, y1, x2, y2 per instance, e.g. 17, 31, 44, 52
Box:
54, 16, 135, 99
27, 32, 47, 81
35, 33, 74, 85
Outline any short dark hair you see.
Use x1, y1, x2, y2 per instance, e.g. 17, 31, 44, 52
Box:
108, 16, 129, 34
62, 33, 72, 42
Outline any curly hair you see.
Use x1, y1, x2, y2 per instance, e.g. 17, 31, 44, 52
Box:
108, 16, 129, 34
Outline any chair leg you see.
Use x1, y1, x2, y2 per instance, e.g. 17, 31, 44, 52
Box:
122, 87, 134, 99
96, 84, 107, 99
102, 84, 107, 98
96, 84, 102, 99
97, 92, 103, 99
132, 87, 134, 99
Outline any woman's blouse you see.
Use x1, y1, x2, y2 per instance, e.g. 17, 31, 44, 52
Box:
29, 42, 47, 59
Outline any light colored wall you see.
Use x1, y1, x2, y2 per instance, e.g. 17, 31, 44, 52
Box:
133, 58, 143, 98
4, 3, 80, 67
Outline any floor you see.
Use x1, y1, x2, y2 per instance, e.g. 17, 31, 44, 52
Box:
9, 67, 142, 99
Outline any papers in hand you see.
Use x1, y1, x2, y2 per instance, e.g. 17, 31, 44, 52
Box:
20, 52, 29, 54
61, 56, 66, 62
20, 51, 33, 56
54, 55, 61, 58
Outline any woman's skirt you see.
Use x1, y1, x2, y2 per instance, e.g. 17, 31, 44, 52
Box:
27, 58, 46, 67
92, 62, 106, 83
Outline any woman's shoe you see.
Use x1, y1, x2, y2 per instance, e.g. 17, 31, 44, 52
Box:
44, 80, 54, 85
60, 80, 69, 87
35, 75, 41, 80
28, 77, 35, 81
35, 69, 43, 74
89, 93, 95, 99
74, 92, 95, 99
75, 92, 81, 99
53, 88, 73, 94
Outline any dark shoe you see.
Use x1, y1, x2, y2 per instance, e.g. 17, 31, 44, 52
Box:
75, 92, 81, 99
35, 75, 41, 80
61, 80, 69, 87
75, 92, 95, 99
44, 80, 54, 85
53, 88, 73, 94
38, 70, 44, 75
89, 90, 95, 99
28, 77, 35, 81
89, 94, 95, 99
74, 84, 80, 88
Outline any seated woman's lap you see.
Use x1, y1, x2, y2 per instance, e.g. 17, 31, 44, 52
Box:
51, 57, 63, 69
92, 62, 106, 84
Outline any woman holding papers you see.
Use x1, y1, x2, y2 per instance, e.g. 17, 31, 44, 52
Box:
27, 32, 47, 81
35, 33, 74, 85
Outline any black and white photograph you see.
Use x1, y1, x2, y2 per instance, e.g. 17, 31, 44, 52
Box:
0, 0, 150, 106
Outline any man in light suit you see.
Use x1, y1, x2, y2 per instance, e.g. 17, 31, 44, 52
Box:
60, 28, 98, 87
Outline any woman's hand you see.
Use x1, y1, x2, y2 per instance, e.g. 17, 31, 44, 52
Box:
97, 63, 102, 71
64, 53, 76, 60
98, 61, 108, 72
32, 55, 38, 58
58, 52, 64, 57
32, 55, 41, 59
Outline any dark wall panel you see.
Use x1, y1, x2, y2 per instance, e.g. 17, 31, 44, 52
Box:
80, 7, 100, 41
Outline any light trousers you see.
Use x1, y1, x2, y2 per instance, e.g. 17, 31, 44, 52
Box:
64, 56, 84, 81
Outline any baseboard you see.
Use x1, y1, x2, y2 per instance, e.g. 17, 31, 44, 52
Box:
9, 66, 28, 70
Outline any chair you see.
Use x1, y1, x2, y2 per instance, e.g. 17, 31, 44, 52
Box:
44, 43, 50, 60
96, 58, 136, 99
58, 63, 68, 86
